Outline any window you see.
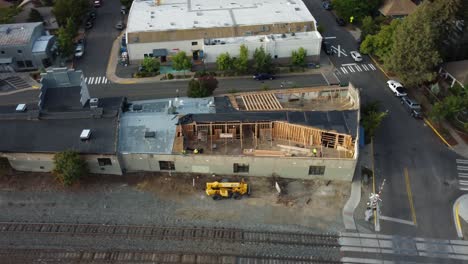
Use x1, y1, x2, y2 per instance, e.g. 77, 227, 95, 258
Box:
308, 166, 325, 175
17, 50, 22, 54
40, 166, 44, 169
25, 60, 33, 67
233, 163, 249, 173
191, 41, 198, 46
16, 61, 25, 68
144, 54, 148, 57
98, 158, 112, 166
159, 161, 175, 171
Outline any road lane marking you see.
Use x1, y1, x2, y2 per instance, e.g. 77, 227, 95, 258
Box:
371, 138, 377, 229
457, 159, 468, 164
368, 64, 376, 70
348, 66, 355, 72
332, 45, 348, 57
324, 36, 336, 39
380, 215, 416, 226
458, 166, 468, 171
104, 77, 109, 84
341, 63, 356, 66
89, 77, 94, 84
423, 118, 453, 149
405, 167, 418, 226
355, 65, 362, 72
456, 201, 463, 238
341, 67, 348, 74
85, 77, 88, 83
362, 64, 369, 71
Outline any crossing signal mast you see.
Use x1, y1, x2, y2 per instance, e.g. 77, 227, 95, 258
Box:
365, 179, 386, 231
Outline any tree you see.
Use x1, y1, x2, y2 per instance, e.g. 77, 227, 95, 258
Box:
291, 47, 307, 68
331, 0, 383, 23
28, 9, 43, 22
253, 47, 273, 73
56, 23, 74, 58
53, 150, 88, 186
360, 16, 385, 40
171, 51, 192, 77
385, 2, 442, 86
120, 0, 134, 9
141, 57, 160, 73
360, 19, 400, 61
216, 52, 234, 73
53, 0, 90, 27
234, 45, 249, 74
187, 75, 218, 98
361, 102, 387, 140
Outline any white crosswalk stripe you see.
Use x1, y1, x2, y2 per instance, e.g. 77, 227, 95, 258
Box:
338, 63, 377, 75
456, 160, 468, 191
85, 76, 111, 85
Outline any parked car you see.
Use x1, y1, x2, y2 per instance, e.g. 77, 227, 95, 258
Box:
253, 73, 275, 80
401, 96, 422, 118
74, 44, 84, 58
322, 41, 333, 55
88, 10, 97, 21
93, 0, 101, 7
387, 80, 407, 97
350, 51, 362, 62
336, 17, 346, 26
115, 20, 125, 30
322, 1, 332, 10
121, 5, 127, 14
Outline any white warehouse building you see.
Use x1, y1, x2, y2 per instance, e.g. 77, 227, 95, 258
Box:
125, 0, 322, 64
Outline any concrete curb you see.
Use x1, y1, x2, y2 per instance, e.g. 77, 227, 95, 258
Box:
342, 167, 361, 230
0, 87, 38, 96
453, 195, 468, 239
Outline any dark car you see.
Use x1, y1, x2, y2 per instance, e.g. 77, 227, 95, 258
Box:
253, 73, 275, 80
85, 20, 93, 29
322, 41, 333, 55
336, 17, 346, 26
322, 1, 332, 10
88, 11, 97, 21
401, 96, 423, 119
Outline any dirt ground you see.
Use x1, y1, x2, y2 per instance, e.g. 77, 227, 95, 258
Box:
0, 170, 351, 232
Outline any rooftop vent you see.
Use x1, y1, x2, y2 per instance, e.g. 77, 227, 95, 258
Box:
194, 21, 198, 24
80, 129, 91, 141
197, 12, 203, 16
15, 104, 26, 112
295, 7, 300, 11
145, 131, 156, 138
170, 22, 176, 26
90, 98, 99, 109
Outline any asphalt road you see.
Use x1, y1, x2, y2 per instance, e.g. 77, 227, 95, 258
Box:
304, 0, 463, 239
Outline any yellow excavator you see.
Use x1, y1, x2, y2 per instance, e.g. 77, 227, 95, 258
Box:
205, 179, 250, 200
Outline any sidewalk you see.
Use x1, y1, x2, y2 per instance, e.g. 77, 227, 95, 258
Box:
446, 122, 468, 158
106, 35, 336, 85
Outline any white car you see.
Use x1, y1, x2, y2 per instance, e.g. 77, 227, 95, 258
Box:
350, 51, 362, 62
74, 44, 84, 58
387, 80, 408, 97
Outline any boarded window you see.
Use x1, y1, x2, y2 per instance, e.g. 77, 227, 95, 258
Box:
191, 41, 198, 45
159, 161, 175, 171
98, 158, 112, 166
25, 60, 33, 67
16, 61, 25, 68
233, 163, 249, 173
308, 166, 325, 175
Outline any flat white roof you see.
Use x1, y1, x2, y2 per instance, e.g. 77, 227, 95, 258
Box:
127, 0, 315, 33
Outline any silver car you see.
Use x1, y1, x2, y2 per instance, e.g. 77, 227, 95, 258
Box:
350, 51, 362, 62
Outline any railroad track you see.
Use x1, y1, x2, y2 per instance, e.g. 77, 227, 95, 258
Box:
0, 248, 342, 264
0, 222, 340, 248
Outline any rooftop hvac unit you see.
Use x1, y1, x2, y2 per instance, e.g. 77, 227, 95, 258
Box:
90, 98, 99, 108
145, 131, 156, 138
133, 104, 143, 111
80, 129, 91, 141
15, 104, 27, 112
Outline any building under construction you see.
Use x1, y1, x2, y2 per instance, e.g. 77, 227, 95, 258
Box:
119, 85, 360, 181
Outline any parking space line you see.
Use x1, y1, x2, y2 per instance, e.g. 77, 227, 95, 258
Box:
362, 64, 369, 71
405, 167, 418, 226
89, 77, 94, 85
368, 64, 376, 70
85, 77, 88, 83
98, 77, 103, 84
348, 66, 355, 72
355, 65, 362, 72
341, 67, 348, 74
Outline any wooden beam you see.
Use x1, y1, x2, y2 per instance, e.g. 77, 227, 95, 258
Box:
240, 123, 243, 150
241, 96, 250, 111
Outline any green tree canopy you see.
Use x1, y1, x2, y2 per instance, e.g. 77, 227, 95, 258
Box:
28, 9, 44, 22
53, 150, 88, 186
361, 101, 387, 141
216, 52, 234, 73
53, 0, 90, 27
56, 18, 76, 58
141, 57, 160, 73
331, 0, 383, 23
385, 2, 442, 86
291, 47, 307, 67
253, 47, 273, 73
234, 45, 249, 74
187, 75, 218, 98
171, 51, 192, 76
360, 19, 400, 60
